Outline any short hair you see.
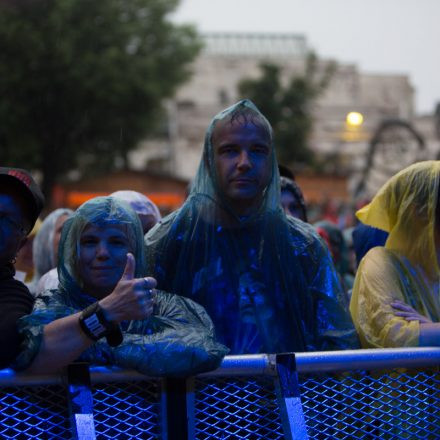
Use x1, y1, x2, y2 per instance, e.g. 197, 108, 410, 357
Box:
225, 105, 272, 139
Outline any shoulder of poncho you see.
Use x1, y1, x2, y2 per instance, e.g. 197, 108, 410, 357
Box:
285, 216, 323, 251
361, 246, 395, 264
34, 288, 71, 310
145, 210, 180, 245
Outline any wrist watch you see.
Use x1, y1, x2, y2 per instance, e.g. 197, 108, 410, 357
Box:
79, 302, 123, 347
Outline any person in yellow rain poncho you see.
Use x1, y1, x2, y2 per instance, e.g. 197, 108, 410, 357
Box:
350, 161, 440, 348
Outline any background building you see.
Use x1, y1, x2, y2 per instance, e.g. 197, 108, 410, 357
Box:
129, 32, 433, 202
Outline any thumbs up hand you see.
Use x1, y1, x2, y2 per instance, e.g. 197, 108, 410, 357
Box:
99, 253, 157, 323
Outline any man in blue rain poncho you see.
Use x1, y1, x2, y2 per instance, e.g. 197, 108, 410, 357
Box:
13, 197, 227, 375
145, 100, 358, 354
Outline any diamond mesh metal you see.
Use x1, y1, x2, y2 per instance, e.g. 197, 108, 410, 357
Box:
1, 355, 439, 440
194, 376, 284, 439
298, 368, 440, 439
0, 385, 70, 439
92, 379, 162, 439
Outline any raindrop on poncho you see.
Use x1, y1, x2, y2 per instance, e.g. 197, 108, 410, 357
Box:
14, 196, 228, 375
350, 161, 440, 347
146, 100, 358, 354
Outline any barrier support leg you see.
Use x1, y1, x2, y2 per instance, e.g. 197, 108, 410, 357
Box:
66, 362, 96, 440
275, 353, 309, 440
164, 377, 193, 440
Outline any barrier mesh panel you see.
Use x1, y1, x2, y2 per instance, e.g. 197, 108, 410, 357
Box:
194, 376, 284, 439
298, 368, 440, 440
0, 385, 70, 439
92, 380, 162, 439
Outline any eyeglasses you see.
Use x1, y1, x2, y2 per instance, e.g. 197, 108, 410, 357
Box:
0, 214, 27, 236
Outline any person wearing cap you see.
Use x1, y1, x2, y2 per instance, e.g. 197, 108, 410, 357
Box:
0, 167, 44, 369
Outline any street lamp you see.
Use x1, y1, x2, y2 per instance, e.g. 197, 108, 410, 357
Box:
346, 111, 364, 128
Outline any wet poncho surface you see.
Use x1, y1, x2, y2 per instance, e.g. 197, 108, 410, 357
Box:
146, 100, 358, 354
14, 196, 228, 375
350, 161, 440, 348
110, 190, 161, 222
27, 208, 73, 295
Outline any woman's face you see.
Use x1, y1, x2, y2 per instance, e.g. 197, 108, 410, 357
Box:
78, 223, 132, 298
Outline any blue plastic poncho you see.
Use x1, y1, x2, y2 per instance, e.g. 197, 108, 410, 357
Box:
145, 100, 358, 354
14, 197, 228, 375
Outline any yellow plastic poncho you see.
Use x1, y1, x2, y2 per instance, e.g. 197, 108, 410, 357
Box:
350, 161, 440, 348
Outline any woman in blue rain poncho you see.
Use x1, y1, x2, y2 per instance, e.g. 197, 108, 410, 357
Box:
350, 161, 440, 348
146, 100, 358, 354
13, 197, 228, 375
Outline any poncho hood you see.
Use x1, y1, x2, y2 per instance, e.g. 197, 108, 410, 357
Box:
356, 161, 440, 280
58, 196, 145, 307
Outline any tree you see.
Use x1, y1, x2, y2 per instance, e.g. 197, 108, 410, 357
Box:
238, 53, 335, 169
0, 0, 201, 201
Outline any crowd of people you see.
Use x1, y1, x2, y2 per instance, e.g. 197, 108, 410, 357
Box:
1, 99, 439, 377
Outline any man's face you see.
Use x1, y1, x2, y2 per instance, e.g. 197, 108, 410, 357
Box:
0, 193, 27, 266
212, 118, 272, 214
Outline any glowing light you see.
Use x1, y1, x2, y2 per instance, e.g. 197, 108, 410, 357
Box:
346, 111, 364, 127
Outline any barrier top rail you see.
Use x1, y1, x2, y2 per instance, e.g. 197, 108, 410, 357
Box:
0, 347, 439, 386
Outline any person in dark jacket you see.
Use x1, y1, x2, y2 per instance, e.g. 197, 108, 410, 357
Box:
0, 167, 44, 369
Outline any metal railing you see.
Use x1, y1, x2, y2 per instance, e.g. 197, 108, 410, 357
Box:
0, 347, 439, 439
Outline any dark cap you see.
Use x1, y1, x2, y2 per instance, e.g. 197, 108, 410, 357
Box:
0, 167, 45, 231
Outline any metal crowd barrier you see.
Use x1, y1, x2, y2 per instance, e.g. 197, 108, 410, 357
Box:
0, 347, 439, 439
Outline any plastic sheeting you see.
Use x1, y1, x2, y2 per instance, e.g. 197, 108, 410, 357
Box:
146, 100, 358, 354
110, 190, 161, 221
27, 208, 73, 295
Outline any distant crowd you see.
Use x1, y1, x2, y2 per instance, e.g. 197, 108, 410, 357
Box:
1, 99, 439, 376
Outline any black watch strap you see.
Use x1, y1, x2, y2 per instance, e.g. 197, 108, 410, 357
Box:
79, 302, 123, 347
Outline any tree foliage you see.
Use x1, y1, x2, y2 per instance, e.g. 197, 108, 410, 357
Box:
238, 53, 335, 169
0, 0, 201, 199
